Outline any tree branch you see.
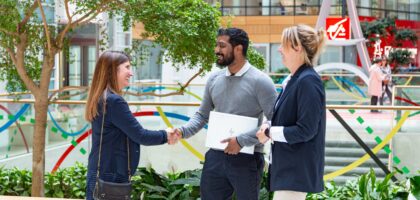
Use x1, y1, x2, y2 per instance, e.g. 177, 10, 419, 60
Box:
48, 86, 88, 101
0, 41, 17, 65
0, 27, 19, 37
15, 35, 39, 93
182, 68, 205, 90
18, 0, 38, 32
125, 90, 186, 97
124, 68, 205, 97
36, 0, 53, 55
64, 0, 71, 22
57, 3, 110, 47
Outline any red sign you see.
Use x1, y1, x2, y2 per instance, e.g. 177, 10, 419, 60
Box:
326, 17, 351, 40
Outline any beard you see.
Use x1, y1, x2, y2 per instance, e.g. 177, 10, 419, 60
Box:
216, 51, 235, 67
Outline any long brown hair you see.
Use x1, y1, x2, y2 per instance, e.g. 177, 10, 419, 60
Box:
85, 51, 130, 122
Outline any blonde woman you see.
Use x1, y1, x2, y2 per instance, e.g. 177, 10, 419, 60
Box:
256, 25, 326, 200
84, 51, 176, 200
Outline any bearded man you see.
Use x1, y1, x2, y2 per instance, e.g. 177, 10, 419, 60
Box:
174, 28, 277, 200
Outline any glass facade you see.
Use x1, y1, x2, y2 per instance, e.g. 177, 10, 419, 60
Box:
206, 0, 420, 20
132, 40, 163, 81
205, 0, 419, 73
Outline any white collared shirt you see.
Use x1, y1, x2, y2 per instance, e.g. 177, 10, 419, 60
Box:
225, 61, 251, 76
267, 74, 291, 144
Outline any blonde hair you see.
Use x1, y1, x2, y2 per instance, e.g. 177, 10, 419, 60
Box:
281, 24, 326, 66
85, 51, 130, 122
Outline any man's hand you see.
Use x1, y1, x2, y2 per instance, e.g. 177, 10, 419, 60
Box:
256, 124, 270, 144
173, 128, 183, 138
166, 128, 181, 145
220, 137, 241, 155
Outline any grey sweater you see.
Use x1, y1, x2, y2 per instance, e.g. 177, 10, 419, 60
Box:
180, 63, 277, 153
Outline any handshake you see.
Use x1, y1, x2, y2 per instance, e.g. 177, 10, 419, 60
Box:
165, 128, 182, 145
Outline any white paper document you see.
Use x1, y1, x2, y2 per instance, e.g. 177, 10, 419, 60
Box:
205, 111, 258, 154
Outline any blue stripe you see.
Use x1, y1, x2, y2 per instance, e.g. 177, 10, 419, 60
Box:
141, 86, 166, 93
334, 77, 366, 98
0, 104, 30, 133
48, 110, 89, 136
151, 111, 208, 129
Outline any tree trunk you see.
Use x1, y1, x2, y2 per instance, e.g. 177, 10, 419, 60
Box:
31, 96, 48, 196
31, 53, 55, 197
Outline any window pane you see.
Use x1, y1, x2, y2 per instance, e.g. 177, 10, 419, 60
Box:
247, 0, 262, 16
319, 46, 342, 64
88, 46, 96, 85
69, 46, 81, 86
270, 44, 285, 73
385, 0, 397, 10
270, 0, 287, 15
222, 0, 246, 15
133, 40, 163, 81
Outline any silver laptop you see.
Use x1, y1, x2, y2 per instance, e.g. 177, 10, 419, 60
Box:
205, 111, 257, 154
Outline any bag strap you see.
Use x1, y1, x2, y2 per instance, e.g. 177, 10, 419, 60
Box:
96, 91, 131, 183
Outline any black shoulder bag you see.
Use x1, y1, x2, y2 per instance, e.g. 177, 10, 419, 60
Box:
93, 96, 132, 200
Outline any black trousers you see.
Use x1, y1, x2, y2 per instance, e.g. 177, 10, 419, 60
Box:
380, 84, 393, 105
200, 149, 265, 200
371, 96, 379, 112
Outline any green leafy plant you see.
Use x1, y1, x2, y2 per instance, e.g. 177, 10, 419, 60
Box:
307, 169, 411, 200
44, 162, 87, 198
408, 173, 420, 199
2, 164, 420, 199
394, 29, 418, 47
361, 17, 396, 44
388, 49, 413, 67
132, 167, 201, 200
0, 166, 32, 196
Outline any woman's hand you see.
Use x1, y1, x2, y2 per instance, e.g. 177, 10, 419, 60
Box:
166, 128, 181, 145
256, 124, 270, 144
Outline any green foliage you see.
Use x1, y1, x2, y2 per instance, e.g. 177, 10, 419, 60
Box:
247, 44, 266, 70
0, 0, 45, 92
410, 175, 420, 199
124, 0, 221, 72
361, 21, 388, 41
133, 167, 201, 199
44, 162, 87, 198
124, 0, 266, 72
0, 166, 32, 196
361, 17, 396, 44
395, 29, 418, 47
307, 169, 410, 200
388, 49, 413, 67
2, 164, 420, 199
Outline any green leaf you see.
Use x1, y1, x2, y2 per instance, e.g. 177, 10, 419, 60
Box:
168, 188, 183, 200
140, 183, 168, 193
170, 177, 200, 186
410, 176, 420, 199
147, 194, 168, 199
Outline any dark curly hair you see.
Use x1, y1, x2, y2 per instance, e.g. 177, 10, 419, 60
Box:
217, 28, 249, 56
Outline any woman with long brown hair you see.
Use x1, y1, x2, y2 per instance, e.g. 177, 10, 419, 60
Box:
85, 51, 175, 200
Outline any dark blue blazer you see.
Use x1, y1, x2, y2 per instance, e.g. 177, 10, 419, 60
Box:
269, 64, 326, 193
86, 92, 167, 200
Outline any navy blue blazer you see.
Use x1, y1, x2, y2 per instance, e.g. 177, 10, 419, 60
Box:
269, 64, 326, 193
86, 92, 167, 200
